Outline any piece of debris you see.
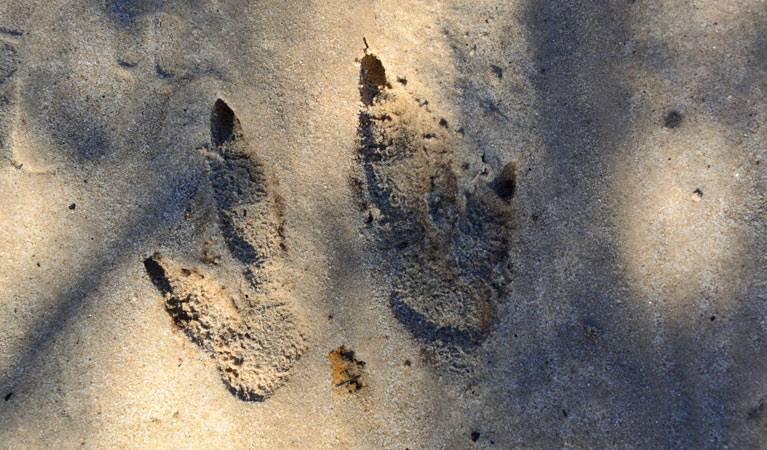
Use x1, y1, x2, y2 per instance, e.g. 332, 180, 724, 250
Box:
664, 110, 682, 128
583, 324, 601, 339
329, 346, 366, 393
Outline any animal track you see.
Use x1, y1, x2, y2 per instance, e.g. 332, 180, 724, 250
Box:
0, 40, 18, 166
206, 99, 286, 286
144, 99, 304, 401
144, 254, 305, 401
356, 54, 514, 360
0, 40, 17, 83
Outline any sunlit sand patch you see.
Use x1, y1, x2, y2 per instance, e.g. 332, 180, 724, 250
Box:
614, 119, 753, 311
631, 1, 756, 43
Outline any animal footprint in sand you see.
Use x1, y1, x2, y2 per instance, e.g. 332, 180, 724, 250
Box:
144, 99, 305, 400
356, 54, 514, 356
206, 99, 287, 287
144, 254, 305, 401
0, 39, 19, 167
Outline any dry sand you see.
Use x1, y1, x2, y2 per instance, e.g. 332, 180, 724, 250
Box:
1, 0, 766, 448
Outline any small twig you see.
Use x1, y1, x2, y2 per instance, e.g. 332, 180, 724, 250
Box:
0, 27, 24, 37
335, 375, 360, 388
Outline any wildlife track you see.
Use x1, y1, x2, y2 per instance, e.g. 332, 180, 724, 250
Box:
144, 254, 305, 401
356, 54, 515, 365
145, 99, 304, 401
206, 99, 287, 289
0, 39, 18, 166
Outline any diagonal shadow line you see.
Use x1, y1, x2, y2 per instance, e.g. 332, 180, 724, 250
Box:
0, 169, 200, 401
520, 2, 697, 446
439, 1, 727, 447
496, 1, 766, 447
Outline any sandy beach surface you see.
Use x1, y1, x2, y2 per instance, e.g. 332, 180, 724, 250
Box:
1, 1, 766, 448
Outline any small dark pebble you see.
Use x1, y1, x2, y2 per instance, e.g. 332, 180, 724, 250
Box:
490, 64, 503, 78
471, 431, 480, 442
404, 359, 411, 367
397, 76, 407, 85
439, 118, 449, 128
710, 315, 716, 321
4, 392, 12, 401
664, 110, 683, 128
69, 203, 76, 210
693, 188, 703, 198
36, 262, 40, 267
562, 409, 568, 417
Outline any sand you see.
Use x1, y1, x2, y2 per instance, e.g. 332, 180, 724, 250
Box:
1, 0, 766, 448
